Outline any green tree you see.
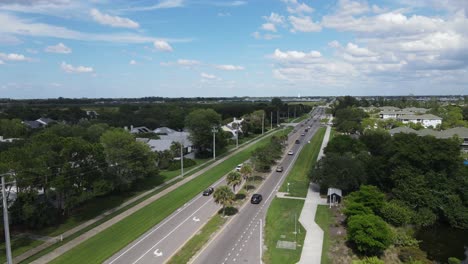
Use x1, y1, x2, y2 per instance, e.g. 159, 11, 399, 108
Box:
346, 185, 385, 214
213, 185, 235, 217
185, 109, 227, 156
239, 164, 253, 181
347, 214, 393, 255
100, 129, 158, 190
324, 135, 367, 155
0, 119, 27, 138
380, 201, 412, 226
352, 257, 384, 264
226, 171, 242, 192
344, 202, 374, 219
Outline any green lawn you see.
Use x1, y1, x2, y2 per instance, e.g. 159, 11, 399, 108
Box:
263, 198, 306, 264
315, 205, 332, 264
0, 237, 43, 263
167, 214, 227, 264
48, 130, 286, 264
279, 127, 326, 197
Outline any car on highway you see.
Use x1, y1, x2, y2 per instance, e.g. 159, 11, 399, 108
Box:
203, 187, 214, 196
251, 194, 263, 204
276, 166, 283, 172
288, 150, 294, 155
236, 164, 243, 171
301, 133, 305, 136
295, 139, 300, 144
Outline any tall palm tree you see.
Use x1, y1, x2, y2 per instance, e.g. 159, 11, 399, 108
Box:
239, 164, 253, 181
227, 171, 242, 192
213, 185, 235, 217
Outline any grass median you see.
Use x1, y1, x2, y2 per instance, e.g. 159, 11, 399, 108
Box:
263, 198, 306, 264
279, 127, 326, 197
48, 130, 285, 264
315, 205, 332, 264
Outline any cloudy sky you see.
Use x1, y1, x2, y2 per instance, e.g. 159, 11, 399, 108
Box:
0, 0, 467, 98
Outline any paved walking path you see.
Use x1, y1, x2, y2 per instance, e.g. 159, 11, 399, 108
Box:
275, 192, 306, 200
16, 131, 275, 264
297, 115, 332, 264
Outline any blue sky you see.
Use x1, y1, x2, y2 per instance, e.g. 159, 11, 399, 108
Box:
0, 0, 467, 98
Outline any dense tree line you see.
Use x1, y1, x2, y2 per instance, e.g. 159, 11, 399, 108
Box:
0, 122, 158, 228
312, 131, 468, 229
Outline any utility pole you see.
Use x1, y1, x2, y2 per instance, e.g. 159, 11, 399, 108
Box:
262, 112, 265, 135
235, 128, 239, 149
212, 126, 218, 160
1, 173, 13, 264
294, 107, 296, 119
287, 107, 290, 122
180, 131, 184, 177
277, 110, 279, 127
270, 112, 273, 130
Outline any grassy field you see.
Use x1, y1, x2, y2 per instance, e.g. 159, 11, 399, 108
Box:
0, 237, 43, 263
167, 214, 227, 264
315, 205, 332, 264
279, 127, 326, 197
48, 130, 285, 264
263, 198, 306, 264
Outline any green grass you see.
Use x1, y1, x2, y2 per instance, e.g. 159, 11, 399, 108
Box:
20, 177, 183, 264
329, 128, 335, 141
48, 130, 285, 264
263, 198, 306, 264
0, 237, 43, 263
279, 127, 326, 197
167, 214, 227, 264
315, 205, 332, 264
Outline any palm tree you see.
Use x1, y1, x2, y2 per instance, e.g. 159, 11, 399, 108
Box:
239, 164, 253, 181
213, 185, 235, 217
226, 171, 242, 192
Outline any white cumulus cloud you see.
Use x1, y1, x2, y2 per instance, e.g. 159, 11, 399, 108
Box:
216, 65, 244, 71
45, 42, 71, 54
201, 72, 216, 79
289, 16, 321, 32
129, 60, 137, 65
261, 23, 277, 32
90, 8, 139, 29
154, 40, 173, 52
61, 61, 93, 73
0, 52, 30, 61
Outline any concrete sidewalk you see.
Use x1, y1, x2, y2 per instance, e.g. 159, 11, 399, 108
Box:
21, 131, 276, 264
297, 118, 332, 264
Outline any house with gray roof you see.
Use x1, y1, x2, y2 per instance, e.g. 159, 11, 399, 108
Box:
137, 130, 193, 154
22, 117, 56, 129
389, 126, 468, 151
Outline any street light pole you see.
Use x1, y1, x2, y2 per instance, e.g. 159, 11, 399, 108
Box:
270, 112, 273, 130
180, 131, 184, 177
262, 112, 264, 135
1, 173, 13, 264
212, 126, 218, 160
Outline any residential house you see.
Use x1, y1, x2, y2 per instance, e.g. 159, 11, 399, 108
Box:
126, 125, 153, 134
22, 117, 56, 129
399, 114, 442, 128
138, 128, 193, 155
389, 126, 468, 152
402, 107, 429, 113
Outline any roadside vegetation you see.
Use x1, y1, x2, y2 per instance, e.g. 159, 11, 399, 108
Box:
315, 96, 468, 263
263, 198, 306, 264
315, 205, 332, 264
279, 127, 326, 197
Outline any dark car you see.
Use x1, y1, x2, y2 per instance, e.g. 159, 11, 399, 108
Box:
295, 139, 300, 144
276, 166, 284, 172
251, 194, 263, 204
203, 187, 214, 196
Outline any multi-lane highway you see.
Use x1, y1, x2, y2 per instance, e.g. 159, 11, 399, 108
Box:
191, 107, 325, 264
105, 107, 325, 264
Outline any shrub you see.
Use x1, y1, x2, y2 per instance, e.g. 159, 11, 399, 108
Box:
448, 257, 461, 264
398, 247, 428, 263
167, 158, 197, 171
344, 202, 373, 219
352, 257, 384, 264
346, 185, 385, 214
347, 214, 393, 255
393, 229, 420, 247
411, 208, 437, 227
381, 201, 412, 226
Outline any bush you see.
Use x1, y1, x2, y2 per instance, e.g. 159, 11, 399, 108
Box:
347, 214, 393, 255
346, 185, 385, 214
448, 257, 461, 264
393, 229, 420, 247
344, 202, 373, 219
411, 208, 437, 228
352, 257, 384, 264
381, 201, 412, 226
398, 247, 428, 263
167, 158, 197, 171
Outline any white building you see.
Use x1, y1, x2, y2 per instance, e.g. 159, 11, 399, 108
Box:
399, 114, 442, 128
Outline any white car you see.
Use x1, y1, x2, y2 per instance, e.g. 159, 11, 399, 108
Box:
288, 150, 294, 155
236, 164, 243, 171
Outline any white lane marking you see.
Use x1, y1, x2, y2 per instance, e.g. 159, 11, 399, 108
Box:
108, 194, 205, 264
259, 219, 263, 264
193, 217, 200, 222
153, 249, 163, 257
132, 198, 214, 264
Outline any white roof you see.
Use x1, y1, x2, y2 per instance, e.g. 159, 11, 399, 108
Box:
327, 188, 342, 197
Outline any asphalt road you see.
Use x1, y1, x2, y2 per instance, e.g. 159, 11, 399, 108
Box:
191, 107, 326, 264
104, 107, 325, 264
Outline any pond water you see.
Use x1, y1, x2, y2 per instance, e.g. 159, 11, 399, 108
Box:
416, 225, 468, 263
